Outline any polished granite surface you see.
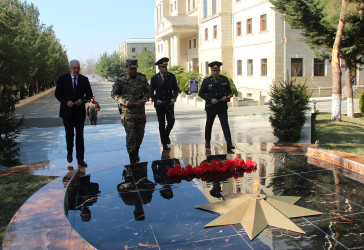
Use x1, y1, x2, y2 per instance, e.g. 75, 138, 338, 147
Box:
64, 147, 364, 249
2, 115, 363, 249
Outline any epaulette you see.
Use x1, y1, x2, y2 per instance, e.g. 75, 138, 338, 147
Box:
137, 72, 146, 77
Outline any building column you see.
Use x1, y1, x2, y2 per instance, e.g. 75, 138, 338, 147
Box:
169, 36, 174, 63
173, 35, 180, 66
165, 38, 170, 59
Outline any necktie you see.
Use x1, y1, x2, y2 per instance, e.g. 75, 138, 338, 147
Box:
73, 77, 77, 93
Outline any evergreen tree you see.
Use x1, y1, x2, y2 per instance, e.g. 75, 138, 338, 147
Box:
137, 49, 155, 74
0, 0, 68, 165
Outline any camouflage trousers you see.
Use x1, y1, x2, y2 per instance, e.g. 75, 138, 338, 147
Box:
121, 117, 146, 154
88, 115, 97, 125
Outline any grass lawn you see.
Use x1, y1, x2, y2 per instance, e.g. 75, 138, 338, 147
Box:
0, 175, 56, 246
313, 112, 364, 156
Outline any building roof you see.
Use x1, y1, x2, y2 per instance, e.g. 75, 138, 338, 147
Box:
126, 38, 155, 44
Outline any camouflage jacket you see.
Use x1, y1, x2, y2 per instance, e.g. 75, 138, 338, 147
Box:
111, 72, 151, 119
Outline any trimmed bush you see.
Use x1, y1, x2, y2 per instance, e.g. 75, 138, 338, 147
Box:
359, 92, 364, 114
268, 79, 311, 142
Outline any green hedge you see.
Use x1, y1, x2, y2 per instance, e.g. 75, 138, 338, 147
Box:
359, 92, 364, 114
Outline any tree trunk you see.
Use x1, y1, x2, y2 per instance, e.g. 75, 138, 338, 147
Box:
345, 60, 354, 117
331, 0, 347, 121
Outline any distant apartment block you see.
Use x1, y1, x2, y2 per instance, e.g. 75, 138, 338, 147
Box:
155, 0, 363, 97
118, 38, 155, 60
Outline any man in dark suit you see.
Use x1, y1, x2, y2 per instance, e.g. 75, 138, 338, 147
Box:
150, 57, 179, 150
55, 59, 93, 167
198, 61, 235, 151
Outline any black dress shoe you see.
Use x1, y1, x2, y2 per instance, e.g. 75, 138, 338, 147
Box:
163, 144, 170, 150
78, 160, 88, 167
166, 137, 171, 144
205, 142, 210, 149
67, 153, 73, 163
227, 144, 235, 150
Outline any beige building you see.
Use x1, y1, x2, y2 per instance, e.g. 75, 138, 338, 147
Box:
118, 38, 155, 60
155, 0, 363, 97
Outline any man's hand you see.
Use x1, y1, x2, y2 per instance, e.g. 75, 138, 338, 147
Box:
169, 98, 175, 105
211, 98, 218, 105
125, 101, 132, 108
67, 101, 74, 107
74, 99, 82, 106
156, 99, 163, 106
221, 96, 227, 102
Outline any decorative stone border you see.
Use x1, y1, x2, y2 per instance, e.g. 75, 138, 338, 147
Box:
2, 169, 94, 249
307, 147, 364, 176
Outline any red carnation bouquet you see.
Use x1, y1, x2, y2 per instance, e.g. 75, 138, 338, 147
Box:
167, 158, 257, 183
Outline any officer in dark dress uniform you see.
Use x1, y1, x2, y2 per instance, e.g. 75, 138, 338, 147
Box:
150, 57, 179, 150
198, 61, 235, 150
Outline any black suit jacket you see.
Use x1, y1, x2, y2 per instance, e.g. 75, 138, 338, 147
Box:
150, 72, 179, 108
55, 73, 93, 120
198, 75, 232, 113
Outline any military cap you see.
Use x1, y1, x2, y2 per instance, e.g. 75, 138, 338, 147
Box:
208, 61, 223, 70
126, 58, 138, 68
155, 57, 169, 66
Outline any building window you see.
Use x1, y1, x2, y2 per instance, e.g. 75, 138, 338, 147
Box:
237, 60, 242, 75
213, 25, 217, 39
188, 0, 190, 11
205, 28, 208, 40
260, 14, 267, 32
189, 40, 192, 49
193, 38, 197, 48
212, 0, 216, 15
204, 0, 208, 18
161, 44, 163, 53
261, 59, 267, 76
247, 18, 252, 34
236, 22, 241, 36
247, 59, 253, 76
205, 61, 209, 74
132, 48, 136, 53
174, 1, 176, 10
171, 4, 173, 12
314, 58, 325, 76
291, 58, 303, 77
193, 0, 195, 9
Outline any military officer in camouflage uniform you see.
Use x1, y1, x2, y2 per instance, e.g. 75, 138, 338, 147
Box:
111, 58, 151, 164
198, 61, 235, 151
150, 57, 179, 150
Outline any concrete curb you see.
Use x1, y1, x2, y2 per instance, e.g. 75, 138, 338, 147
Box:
15, 87, 56, 108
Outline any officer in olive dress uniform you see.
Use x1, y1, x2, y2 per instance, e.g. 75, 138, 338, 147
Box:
198, 61, 235, 150
111, 59, 151, 164
150, 57, 179, 150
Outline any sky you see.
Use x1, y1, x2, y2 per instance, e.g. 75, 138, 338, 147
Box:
28, 0, 156, 62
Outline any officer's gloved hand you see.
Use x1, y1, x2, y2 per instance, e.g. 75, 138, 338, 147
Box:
221, 96, 227, 102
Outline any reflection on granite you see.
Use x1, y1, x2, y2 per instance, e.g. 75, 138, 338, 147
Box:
3, 142, 364, 249
65, 147, 364, 249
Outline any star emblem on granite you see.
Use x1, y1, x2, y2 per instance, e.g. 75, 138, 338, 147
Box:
196, 192, 322, 240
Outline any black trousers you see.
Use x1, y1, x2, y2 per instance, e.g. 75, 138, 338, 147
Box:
205, 110, 232, 145
156, 104, 175, 145
63, 117, 85, 161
